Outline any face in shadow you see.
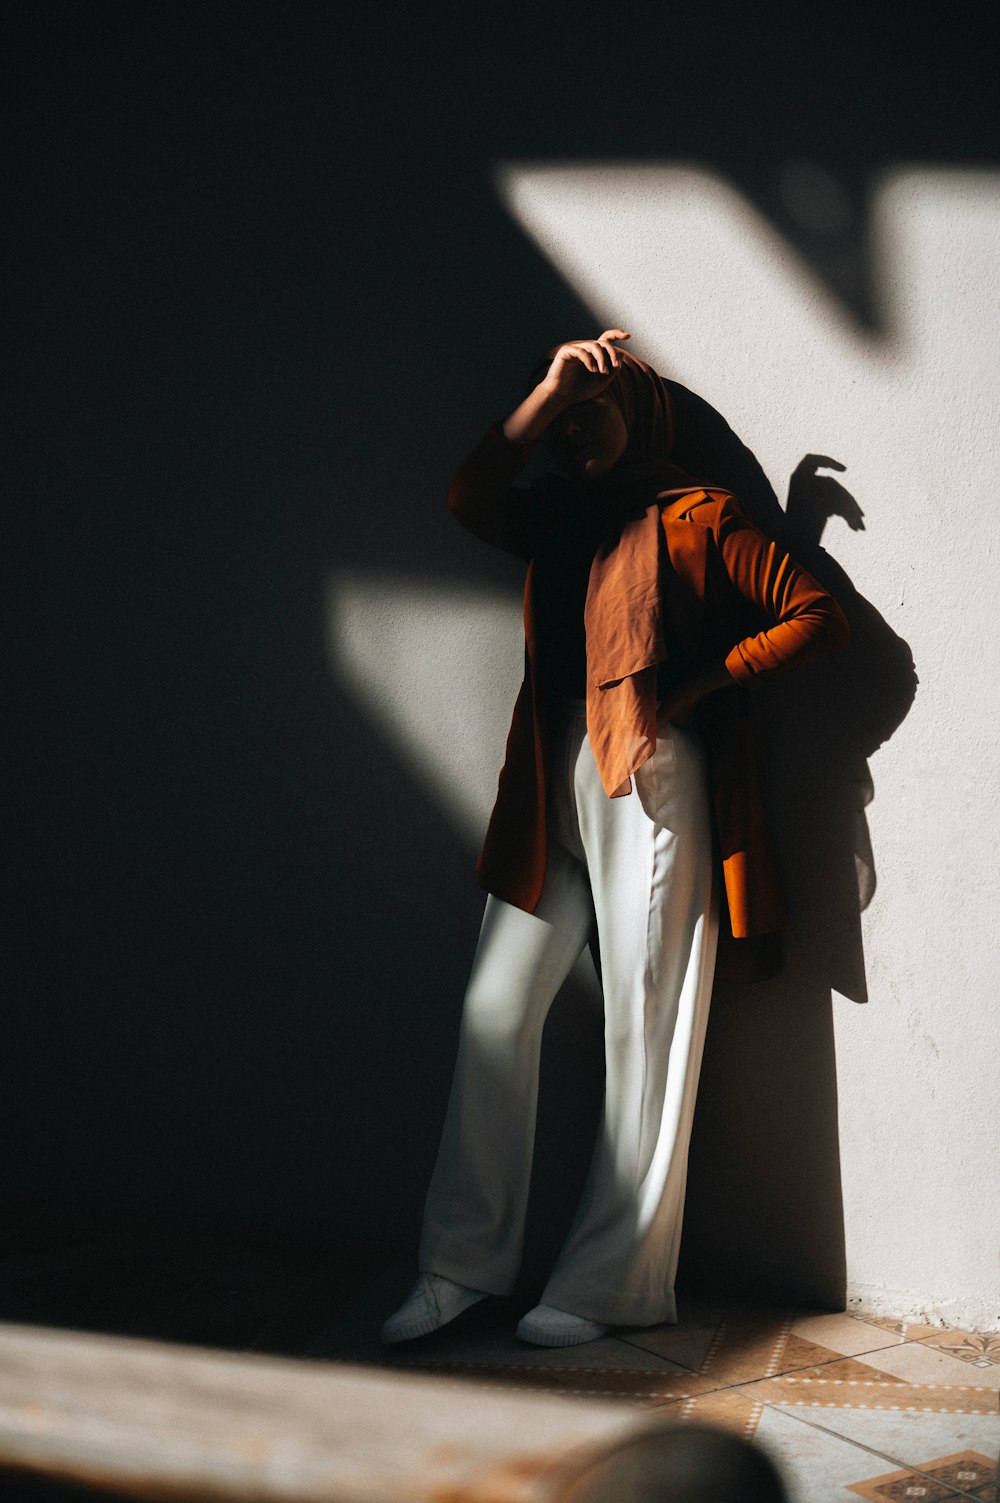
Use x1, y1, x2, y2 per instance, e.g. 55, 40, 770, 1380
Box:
541, 395, 629, 482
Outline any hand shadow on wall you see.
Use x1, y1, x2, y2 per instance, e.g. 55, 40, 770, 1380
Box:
676, 452, 917, 1306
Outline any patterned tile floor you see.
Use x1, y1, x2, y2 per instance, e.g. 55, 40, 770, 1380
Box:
0, 1199, 996, 1502
313, 1260, 1000, 1503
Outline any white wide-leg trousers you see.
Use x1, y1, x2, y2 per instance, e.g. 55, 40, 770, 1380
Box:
418, 702, 719, 1326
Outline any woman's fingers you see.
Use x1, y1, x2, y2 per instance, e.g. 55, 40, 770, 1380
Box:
548, 345, 587, 379
599, 330, 630, 357
558, 346, 592, 374
585, 334, 628, 374
567, 342, 601, 374
543, 331, 632, 391
598, 330, 631, 369
581, 341, 609, 373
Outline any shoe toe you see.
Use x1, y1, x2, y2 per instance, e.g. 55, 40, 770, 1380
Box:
381, 1273, 488, 1344
380, 1311, 434, 1342
380, 1279, 437, 1344
516, 1303, 610, 1347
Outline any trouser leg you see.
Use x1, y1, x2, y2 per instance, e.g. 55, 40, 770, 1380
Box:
418, 840, 593, 1293
541, 719, 719, 1327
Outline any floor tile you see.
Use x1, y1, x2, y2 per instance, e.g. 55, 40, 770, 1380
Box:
780, 1334, 877, 1372
617, 1306, 896, 1381
750, 1404, 951, 1503
858, 1341, 1000, 1392
694, 1310, 844, 1384
919, 1329, 1000, 1372
761, 1355, 909, 1390
844, 1450, 997, 1503
388, 1361, 720, 1402
765, 1404, 1000, 1495
852, 1314, 953, 1343
657, 1384, 770, 1438
380, 1332, 694, 1372
757, 1374, 997, 1417
335, 1321, 729, 1404
791, 1312, 912, 1360
614, 1298, 727, 1372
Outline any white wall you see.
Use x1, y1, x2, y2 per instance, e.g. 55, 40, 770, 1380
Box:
329, 164, 1000, 1329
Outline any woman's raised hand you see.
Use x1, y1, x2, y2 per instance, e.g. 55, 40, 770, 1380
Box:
541, 330, 631, 404
502, 330, 631, 445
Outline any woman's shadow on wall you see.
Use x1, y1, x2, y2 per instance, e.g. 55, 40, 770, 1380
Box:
521, 452, 918, 1311
681, 452, 918, 1306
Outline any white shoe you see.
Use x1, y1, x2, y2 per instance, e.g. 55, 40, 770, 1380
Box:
380, 1272, 490, 1344
516, 1302, 611, 1347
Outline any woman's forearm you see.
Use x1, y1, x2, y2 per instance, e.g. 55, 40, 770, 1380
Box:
718, 499, 851, 681
501, 377, 572, 444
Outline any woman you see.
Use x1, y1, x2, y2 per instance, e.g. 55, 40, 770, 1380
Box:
381, 331, 849, 1348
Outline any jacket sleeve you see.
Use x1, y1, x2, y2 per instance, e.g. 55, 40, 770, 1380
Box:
715, 494, 851, 683
447, 422, 560, 561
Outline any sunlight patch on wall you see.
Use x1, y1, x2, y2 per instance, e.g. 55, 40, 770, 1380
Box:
494, 162, 1000, 594
494, 162, 882, 465
326, 573, 522, 843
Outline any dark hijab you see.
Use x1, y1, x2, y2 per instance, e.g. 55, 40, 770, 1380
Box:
528, 346, 697, 516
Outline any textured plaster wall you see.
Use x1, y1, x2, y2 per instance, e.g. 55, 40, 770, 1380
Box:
331, 164, 1000, 1328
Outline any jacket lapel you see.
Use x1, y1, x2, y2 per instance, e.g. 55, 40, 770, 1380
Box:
584, 505, 666, 687
584, 487, 730, 687
660, 489, 711, 655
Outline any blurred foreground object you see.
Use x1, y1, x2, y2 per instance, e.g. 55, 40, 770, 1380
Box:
0, 1322, 784, 1502
560, 1423, 788, 1501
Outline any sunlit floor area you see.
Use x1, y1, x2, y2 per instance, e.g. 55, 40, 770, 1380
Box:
1, 1197, 997, 1502
351, 1274, 1000, 1501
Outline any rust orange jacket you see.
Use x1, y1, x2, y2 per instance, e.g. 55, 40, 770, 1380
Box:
448, 422, 850, 959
